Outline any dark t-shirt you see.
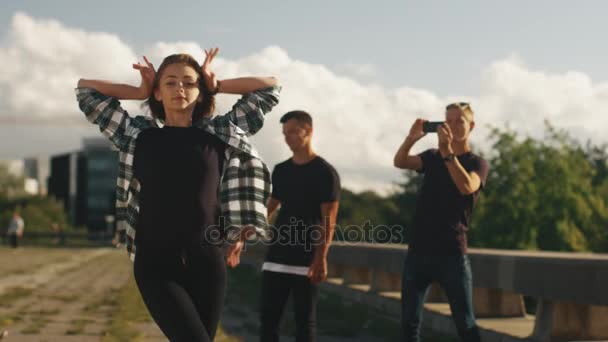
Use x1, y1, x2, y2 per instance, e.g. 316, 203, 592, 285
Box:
265, 156, 341, 267
410, 149, 489, 255
133, 126, 226, 250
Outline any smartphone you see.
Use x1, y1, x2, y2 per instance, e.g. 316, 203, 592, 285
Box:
422, 121, 444, 133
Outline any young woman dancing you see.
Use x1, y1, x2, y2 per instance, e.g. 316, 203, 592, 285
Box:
76, 48, 280, 341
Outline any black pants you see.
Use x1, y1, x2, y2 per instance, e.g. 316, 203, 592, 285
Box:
134, 244, 226, 342
8, 234, 18, 248
260, 271, 318, 342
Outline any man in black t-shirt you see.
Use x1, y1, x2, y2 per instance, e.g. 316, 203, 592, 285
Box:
393, 103, 488, 342
260, 110, 340, 342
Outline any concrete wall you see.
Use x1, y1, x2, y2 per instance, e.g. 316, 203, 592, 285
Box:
243, 242, 608, 341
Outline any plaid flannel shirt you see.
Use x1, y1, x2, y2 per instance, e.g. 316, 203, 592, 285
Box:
75, 85, 281, 260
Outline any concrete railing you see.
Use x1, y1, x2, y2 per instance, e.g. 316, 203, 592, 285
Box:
324, 242, 608, 341
243, 242, 608, 341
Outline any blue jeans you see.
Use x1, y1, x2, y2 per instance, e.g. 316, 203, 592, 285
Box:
401, 252, 480, 342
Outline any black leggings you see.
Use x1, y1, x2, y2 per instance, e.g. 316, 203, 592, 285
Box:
134, 244, 226, 342
260, 271, 318, 342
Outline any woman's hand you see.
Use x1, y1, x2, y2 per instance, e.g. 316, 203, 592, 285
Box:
226, 241, 244, 268
202, 48, 220, 93
225, 226, 255, 268
132, 56, 155, 100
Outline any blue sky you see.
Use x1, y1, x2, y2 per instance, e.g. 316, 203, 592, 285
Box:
2, 0, 606, 94
1, 1, 607, 192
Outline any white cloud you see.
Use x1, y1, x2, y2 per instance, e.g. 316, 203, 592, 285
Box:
470, 55, 608, 150
1, 13, 608, 194
335, 62, 379, 79
0, 12, 139, 118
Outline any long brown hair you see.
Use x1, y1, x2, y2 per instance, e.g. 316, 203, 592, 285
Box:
145, 54, 215, 122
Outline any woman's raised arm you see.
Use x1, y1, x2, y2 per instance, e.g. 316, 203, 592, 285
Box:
77, 56, 155, 99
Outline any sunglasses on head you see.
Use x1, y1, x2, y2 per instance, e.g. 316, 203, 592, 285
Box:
446, 102, 470, 110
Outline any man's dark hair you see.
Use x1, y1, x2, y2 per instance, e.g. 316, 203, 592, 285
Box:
280, 110, 313, 127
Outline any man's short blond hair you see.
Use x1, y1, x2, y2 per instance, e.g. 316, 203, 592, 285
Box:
446, 102, 474, 122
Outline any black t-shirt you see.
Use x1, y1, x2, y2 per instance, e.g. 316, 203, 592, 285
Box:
265, 156, 341, 266
410, 149, 489, 255
133, 126, 226, 250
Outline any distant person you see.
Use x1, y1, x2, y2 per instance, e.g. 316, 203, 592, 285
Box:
6, 211, 24, 248
51, 223, 65, 246
393, 103, 489, 342
76, 48, 280, 342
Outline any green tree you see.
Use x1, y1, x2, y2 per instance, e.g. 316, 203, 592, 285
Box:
336, 189, 401, 242
0, 164, 25, 198
389, 172, 424, 244
471, 123, 608, 252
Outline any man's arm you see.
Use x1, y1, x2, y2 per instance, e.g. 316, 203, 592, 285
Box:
394, 119, 426, 170
316, 201, 340, 259
267, 197, 281, 222
393, 137, 423, 170
308, 200, 340, 284
438, 124, 483, 195
444, 161, 482, 195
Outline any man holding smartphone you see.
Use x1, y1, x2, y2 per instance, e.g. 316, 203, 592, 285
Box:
393, 103, 488, 342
